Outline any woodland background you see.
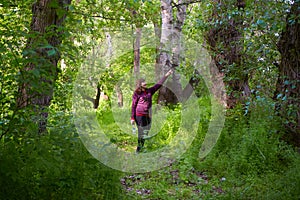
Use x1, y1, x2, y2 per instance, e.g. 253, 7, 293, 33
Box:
0, 0, 299, 199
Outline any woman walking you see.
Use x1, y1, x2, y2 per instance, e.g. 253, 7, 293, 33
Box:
131, 69, 173, 152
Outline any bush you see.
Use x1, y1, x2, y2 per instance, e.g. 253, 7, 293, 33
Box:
195, 99, 300, 199
0, 111, 124, 200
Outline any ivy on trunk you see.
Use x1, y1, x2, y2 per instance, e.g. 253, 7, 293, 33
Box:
275, 1, 300, 145
17, 0, 71, 133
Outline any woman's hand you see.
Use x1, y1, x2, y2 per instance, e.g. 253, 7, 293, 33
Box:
130, 119, 135, 125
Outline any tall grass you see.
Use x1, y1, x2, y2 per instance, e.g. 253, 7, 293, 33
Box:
196, 99, 300, 199
107, 96, 300, 199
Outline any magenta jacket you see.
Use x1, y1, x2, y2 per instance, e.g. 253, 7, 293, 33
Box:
131, 76, 168, 120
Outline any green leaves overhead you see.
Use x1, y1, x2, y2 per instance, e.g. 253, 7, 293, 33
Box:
68, 0, 159, 29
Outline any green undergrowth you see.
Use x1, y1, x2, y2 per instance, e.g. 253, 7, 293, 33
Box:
192, 99, 300, 199
1, 97, 299, 199
96, 99, 195, 153
96, 94, 213, 152
0, 111, 124, 200
114, 98, 300, 199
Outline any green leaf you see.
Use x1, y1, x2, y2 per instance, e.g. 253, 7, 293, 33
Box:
32, 69, 40, 77
256, 19, 267, 28
47, 49, 56, 56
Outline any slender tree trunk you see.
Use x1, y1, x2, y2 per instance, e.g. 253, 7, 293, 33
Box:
105, 31, 123, 108
133, 27, 142, 77
17, 0, 71, 133
154, 22, 162, 79
205, 0, 250, 108
115, 85, 123, 107
275, 1, 300, 145
105, 32, 113, 67
90, 47, 101, 109
94, 85, 101, 109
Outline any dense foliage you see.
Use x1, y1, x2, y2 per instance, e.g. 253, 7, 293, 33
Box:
1, 0, 299, 199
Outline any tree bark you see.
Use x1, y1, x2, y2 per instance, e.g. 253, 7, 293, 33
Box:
115, 85, 123, 107
275, 1, 300, 145
17, 0, 71, 133
157, 0, 173, 104
157, 0, 186, 104
133, 27, 142, 77
170, 0, 186, 102
105, 32, 113, 67
105, 31, 123, 108
205, 0, 250, 108
82, 85, 101, 109
154, 21, 162, 79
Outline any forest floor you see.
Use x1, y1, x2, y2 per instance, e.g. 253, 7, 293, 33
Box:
97, 107, 300, 199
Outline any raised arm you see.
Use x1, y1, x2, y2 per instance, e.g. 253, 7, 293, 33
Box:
149, 69, 174, 94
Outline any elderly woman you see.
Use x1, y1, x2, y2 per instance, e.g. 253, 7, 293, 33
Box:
131, 69, 173, 152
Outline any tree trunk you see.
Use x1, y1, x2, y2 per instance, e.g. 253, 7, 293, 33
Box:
205, 0, 250, 108
275, 1, 300, 145
81, 83, 101, 109
94, 85, 101, 109
17, 0, 71, 133
157, 0, 173, 104
133, 27, 142, 77
115, 85, 123, 107
105, 32, 113, 67
157, 0, 186, 104
154, 21, 162, 79
89, 47, 101, 109
170, 0, 186, 103
105, 31, 124, 108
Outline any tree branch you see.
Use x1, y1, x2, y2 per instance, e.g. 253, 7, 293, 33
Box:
71, 11, 128, 21
171, 0, 201, 8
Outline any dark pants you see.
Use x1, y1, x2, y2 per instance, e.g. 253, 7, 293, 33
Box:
135, 115, 151, 151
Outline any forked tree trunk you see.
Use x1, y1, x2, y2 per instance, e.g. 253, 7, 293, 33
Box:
17, 0, 71, 133
275, 1, 300, 145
